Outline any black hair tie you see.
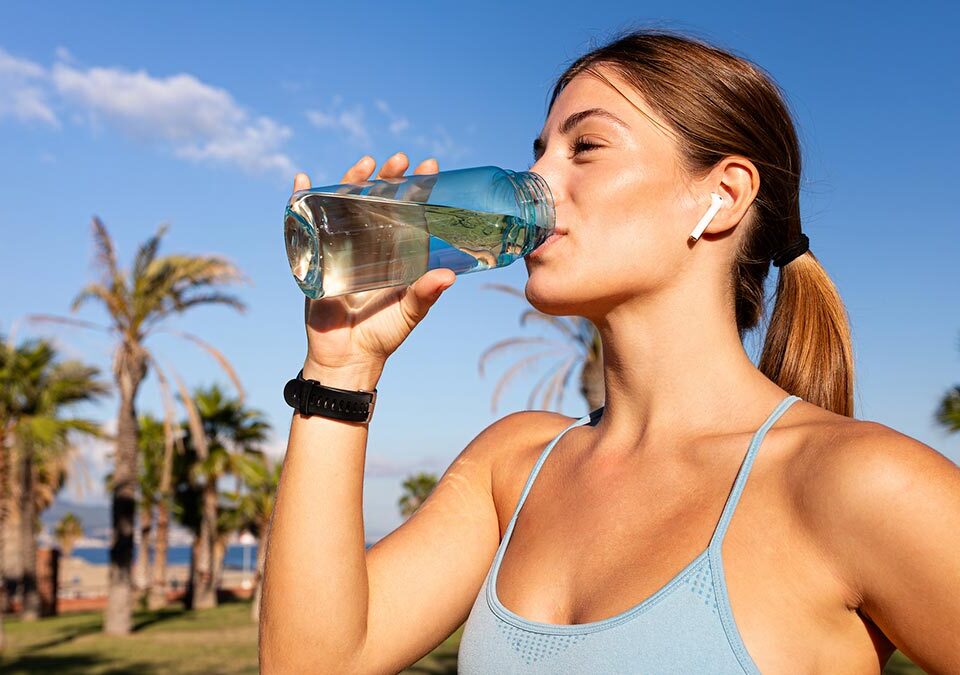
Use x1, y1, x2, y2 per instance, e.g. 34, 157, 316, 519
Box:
771, 233, 810, 268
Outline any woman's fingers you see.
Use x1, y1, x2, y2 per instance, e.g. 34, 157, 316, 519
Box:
339, 155, 376, 184
321, 151, 433, 193
413, 157, 439, 175
293, 172, 311, 191
377, 151, 409, 179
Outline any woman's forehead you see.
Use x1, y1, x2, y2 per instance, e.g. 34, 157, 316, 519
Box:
547, 68, 671, 138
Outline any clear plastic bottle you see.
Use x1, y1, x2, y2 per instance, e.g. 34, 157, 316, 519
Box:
283, 166, 555, 299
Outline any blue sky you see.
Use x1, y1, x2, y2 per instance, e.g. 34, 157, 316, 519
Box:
1, 1, 957, 538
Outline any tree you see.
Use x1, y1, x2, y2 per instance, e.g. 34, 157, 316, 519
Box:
222, 452, 281, 621
135, 415, 165, 597
174, 384, 268, 610
398, 472, 439, 519
478, 283, 604, 414
34, 217, 246, 634
0, 338, 105, 621
936, 336, 960, 435
55, 513, 84, 557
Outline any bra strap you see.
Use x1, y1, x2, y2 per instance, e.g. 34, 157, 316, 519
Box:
708, 394, 802, 550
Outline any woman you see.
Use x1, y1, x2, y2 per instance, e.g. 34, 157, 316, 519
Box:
260, 30, 960, 673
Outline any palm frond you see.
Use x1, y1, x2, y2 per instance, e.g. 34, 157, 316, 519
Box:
935, 385, 960, 433
519, 310, 580, 344
70, 282, 129, 329
27, 314, 109, 334
91, 216, 119, 284
134, 254, 247, 327
526, 362, 562, 411
489, 348, 568, 414
132, 223, 169, 283
541, 354, 578, 411
170, 366, 210, 461
161, 329, 245, 402
480, 283, 527, 300
478, 336, 556, 377
145, 354, 182, 496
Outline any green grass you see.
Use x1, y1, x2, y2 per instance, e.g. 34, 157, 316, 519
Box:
0, 603, 923, 674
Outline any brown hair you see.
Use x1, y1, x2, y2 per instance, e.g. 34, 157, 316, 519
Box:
549, 29, 855, 417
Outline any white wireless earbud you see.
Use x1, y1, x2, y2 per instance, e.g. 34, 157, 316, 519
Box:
689, 192, 724, 241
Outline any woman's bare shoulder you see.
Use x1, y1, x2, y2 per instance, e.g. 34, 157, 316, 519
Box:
780, 405, 960, 670
471, 410, 584, 529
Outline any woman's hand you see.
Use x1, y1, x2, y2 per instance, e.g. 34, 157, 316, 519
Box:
295, 152, 455, 388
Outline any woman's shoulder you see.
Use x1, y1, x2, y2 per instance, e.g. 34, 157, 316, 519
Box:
780, 404, 960, 667
782, 404, 959, 521
473, 409, 586, 529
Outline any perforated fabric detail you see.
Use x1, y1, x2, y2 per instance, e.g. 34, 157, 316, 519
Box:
495, 622, 587, 664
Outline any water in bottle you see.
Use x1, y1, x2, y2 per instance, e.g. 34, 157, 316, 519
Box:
283, 166, 555, 299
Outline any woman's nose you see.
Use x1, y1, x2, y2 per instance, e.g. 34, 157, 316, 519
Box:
527, 161, 564, 205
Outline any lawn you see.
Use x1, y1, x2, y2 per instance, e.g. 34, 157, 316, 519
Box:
0, 602, 922, 674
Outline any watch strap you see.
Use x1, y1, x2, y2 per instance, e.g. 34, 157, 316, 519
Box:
284, 370, 377, 423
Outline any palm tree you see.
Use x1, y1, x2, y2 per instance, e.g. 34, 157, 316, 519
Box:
936, 336, 960, 435
1, 338, 105, 620
135, 415, 165, 597
55, 513, 84, 557
222, 452, 281, 621
174, 384, 268, 610
32, 217, 246, 634
398, 472, 439, 519
478, 283, 604, 414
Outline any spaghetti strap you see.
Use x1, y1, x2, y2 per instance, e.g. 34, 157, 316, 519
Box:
502, 410, 597, 533
708, 394, 801, 551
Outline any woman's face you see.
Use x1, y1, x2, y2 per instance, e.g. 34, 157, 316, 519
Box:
523, 68, 710, 318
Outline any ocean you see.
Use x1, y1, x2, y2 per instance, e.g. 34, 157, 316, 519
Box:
71, 542, 374, 569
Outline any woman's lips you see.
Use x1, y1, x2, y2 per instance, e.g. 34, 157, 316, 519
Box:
526, 232, 564, 260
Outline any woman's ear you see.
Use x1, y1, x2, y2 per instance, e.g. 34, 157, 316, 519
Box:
693, 156, 760, 238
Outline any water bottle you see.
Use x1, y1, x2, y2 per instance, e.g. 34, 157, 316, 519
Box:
283, 165, 555, 299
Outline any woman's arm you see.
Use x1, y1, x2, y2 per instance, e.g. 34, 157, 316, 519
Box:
809, 422, 960, 673
258, 389, 553, 674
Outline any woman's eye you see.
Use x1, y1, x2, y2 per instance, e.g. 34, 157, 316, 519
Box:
571, 138, 602, 156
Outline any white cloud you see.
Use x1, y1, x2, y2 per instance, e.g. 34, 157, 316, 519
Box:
0, 47, 59, 127
54, 46, 76, 64
306, 102, 372, 147
414, 125, 469, 161
51, 62, 294, 175
0, 46, 295, 176
374, 99, 409, 134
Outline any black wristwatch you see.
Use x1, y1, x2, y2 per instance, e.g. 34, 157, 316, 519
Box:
283, 370, 377, 424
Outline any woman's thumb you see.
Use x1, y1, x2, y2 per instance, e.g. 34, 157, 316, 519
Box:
400, 269, 456, 325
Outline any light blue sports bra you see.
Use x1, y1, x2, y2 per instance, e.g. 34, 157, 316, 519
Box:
458, 394, 802, 674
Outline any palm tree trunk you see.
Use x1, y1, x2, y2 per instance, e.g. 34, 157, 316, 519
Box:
135, 500, 153, 597
104, 357, 144, 635
148, 427, 176, 611
0, 426, 9, 651
212, 534, 227, 595
147, 494, 170, 610
191, 479, 218, 609
3, 442, 21, 617
250, 517, 270, 623
579, 346, 605, 412
19, 445, 39, 621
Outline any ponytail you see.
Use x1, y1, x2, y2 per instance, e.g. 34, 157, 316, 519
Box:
759, 252, 855, 416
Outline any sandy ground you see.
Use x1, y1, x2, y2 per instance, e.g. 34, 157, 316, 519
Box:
58, 555, 256, 598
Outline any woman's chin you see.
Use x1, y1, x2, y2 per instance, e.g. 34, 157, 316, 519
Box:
523, 276, 582, 316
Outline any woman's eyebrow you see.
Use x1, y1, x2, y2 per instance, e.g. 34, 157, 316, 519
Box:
532, 108, 629, 160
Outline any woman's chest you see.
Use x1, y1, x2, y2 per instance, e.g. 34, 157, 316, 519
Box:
491, 456, 885, 672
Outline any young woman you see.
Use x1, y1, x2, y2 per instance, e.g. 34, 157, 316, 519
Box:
260, 30, 960, 673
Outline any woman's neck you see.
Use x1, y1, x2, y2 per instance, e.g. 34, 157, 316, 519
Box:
589, 280, 787, 455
